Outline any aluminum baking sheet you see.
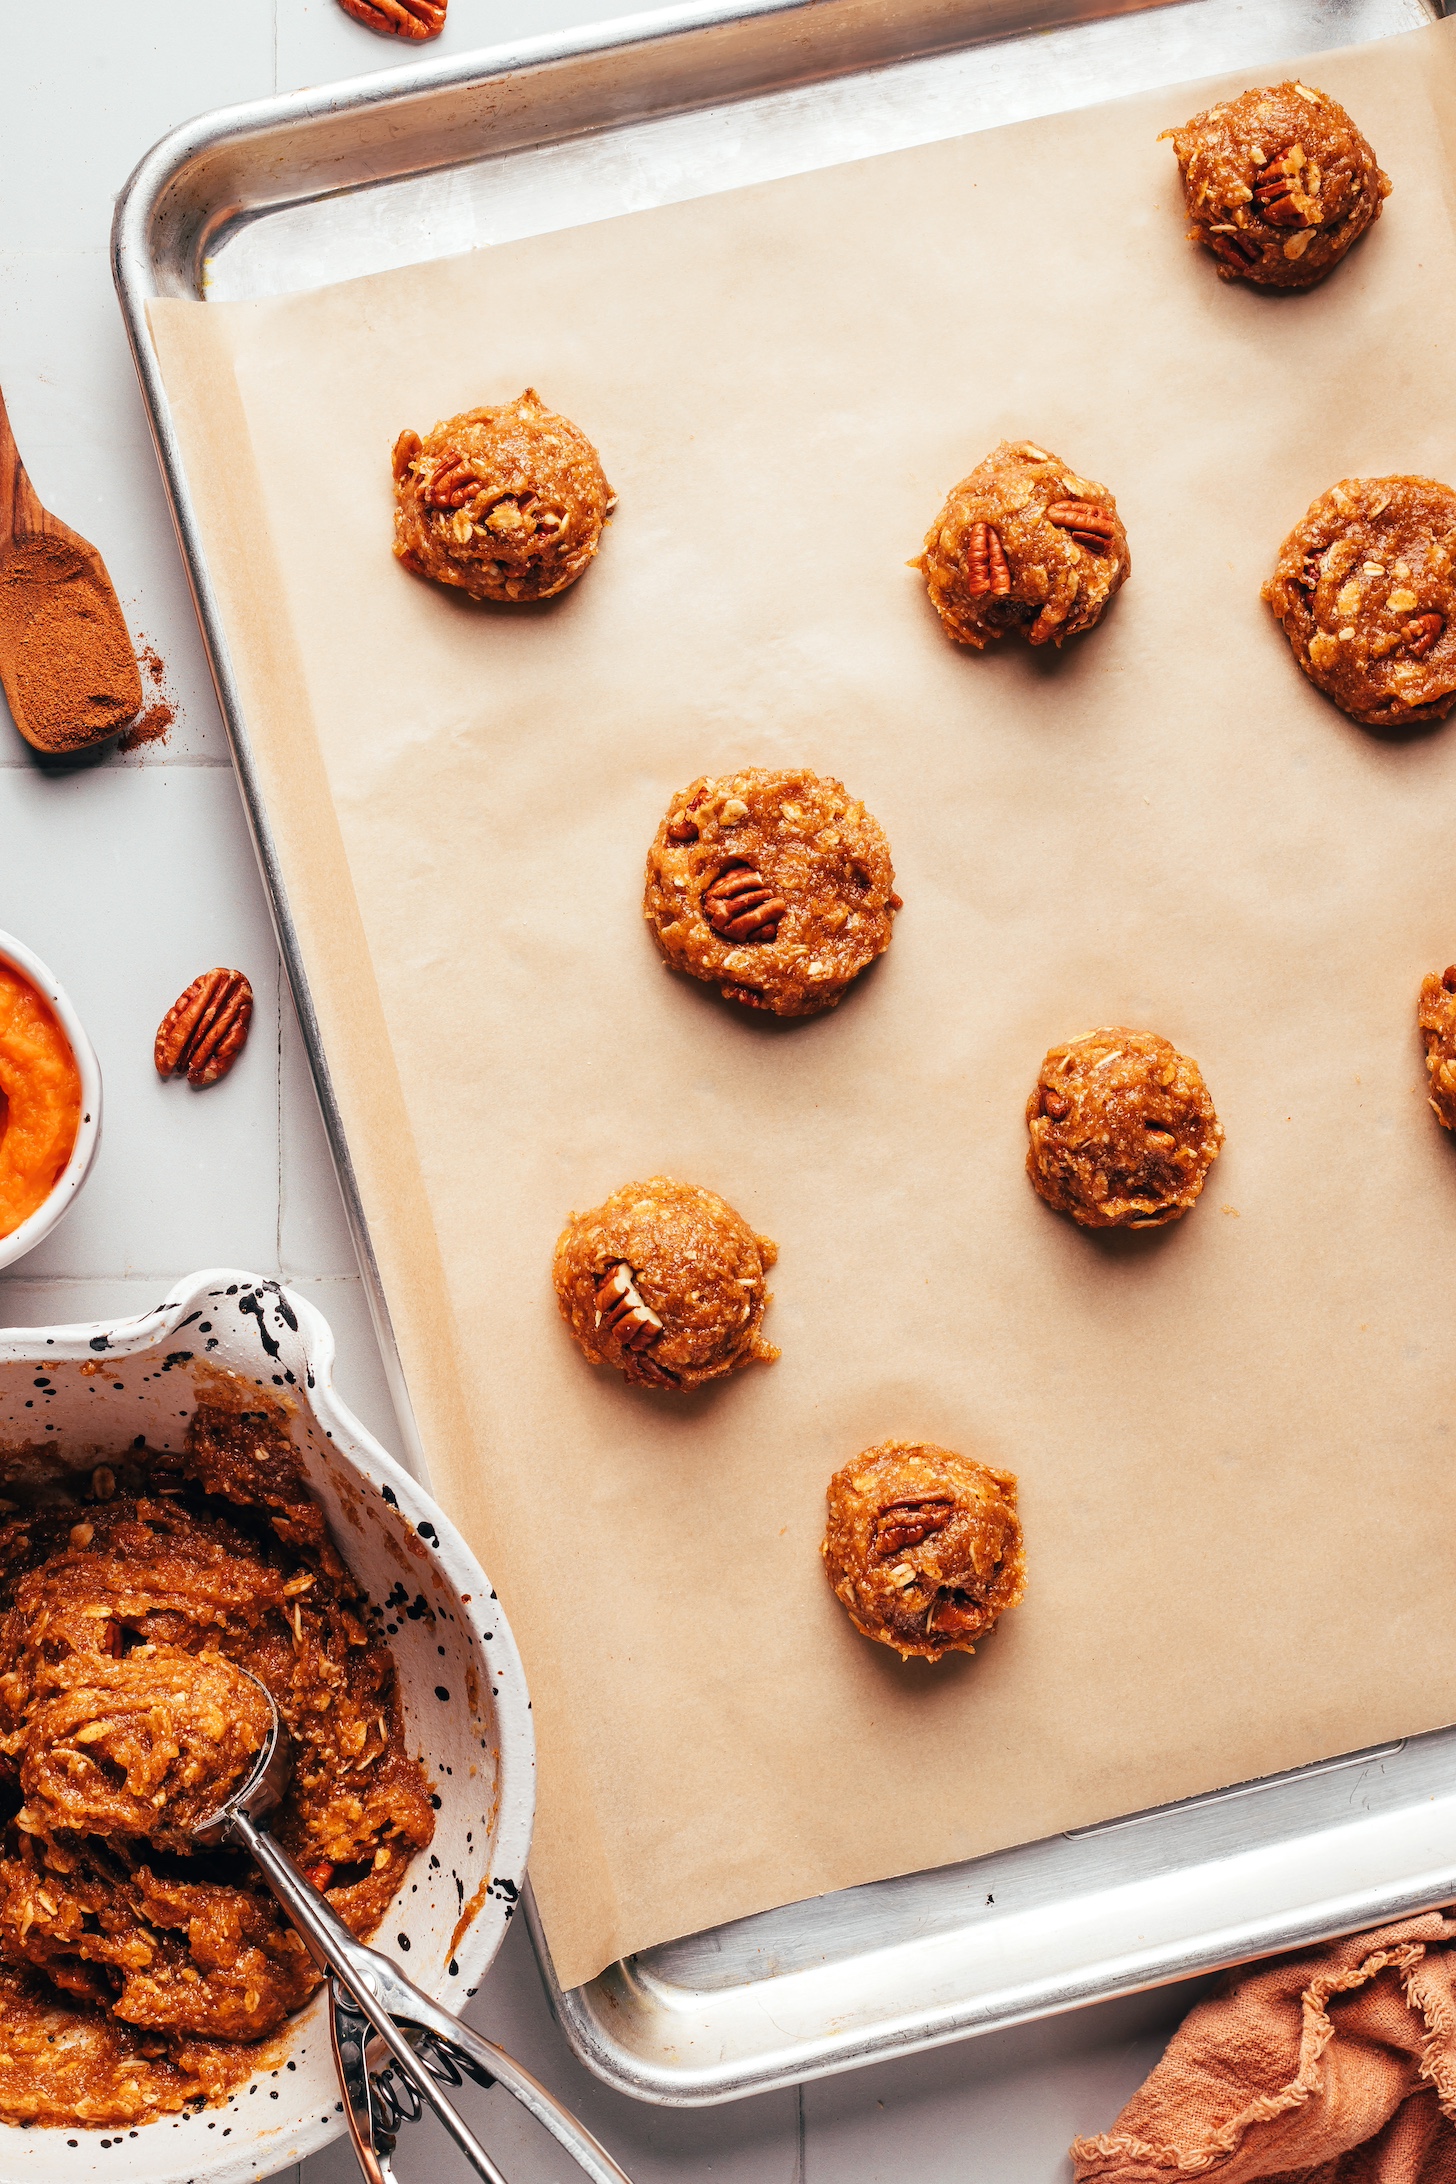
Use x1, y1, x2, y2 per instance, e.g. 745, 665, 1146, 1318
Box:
112, 0, 1452, 2107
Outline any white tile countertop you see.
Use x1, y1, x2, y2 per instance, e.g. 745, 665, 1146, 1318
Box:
0, 0, 1441, 2178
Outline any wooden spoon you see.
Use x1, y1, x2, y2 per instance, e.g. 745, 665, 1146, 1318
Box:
0, 376, 141, 753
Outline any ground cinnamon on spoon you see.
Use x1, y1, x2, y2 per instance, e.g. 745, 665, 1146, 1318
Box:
0, 537, 140, 752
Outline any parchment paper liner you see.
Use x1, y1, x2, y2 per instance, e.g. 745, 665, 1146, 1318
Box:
148, 20, 1456, 1988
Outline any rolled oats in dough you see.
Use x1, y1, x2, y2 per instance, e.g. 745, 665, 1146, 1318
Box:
1419, 966, 1456, 1132
391, 387, 614, 603
916, 440, 1129, 651
644, 769, 900, 1019
821, 1441, 1026, 1665
1027, 1027, 1224, 1230
553, 1175, 778, 1392
1164, 81, 1390, 289
1264, 477, 1456, 728
16, 1650, 272, 1855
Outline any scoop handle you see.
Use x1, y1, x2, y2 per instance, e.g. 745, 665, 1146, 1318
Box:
231, 1811, 633, 2184
0, 377, 50, 551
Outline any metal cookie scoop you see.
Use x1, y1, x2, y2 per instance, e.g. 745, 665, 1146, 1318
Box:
193, 1672, 632, 2184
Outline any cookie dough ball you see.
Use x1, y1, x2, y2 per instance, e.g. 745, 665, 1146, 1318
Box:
821, 1441, 1025, 1663
916, 440, 1129, 651
1027, 1027, 1223, 1229
1419, 966, 1456, 1131
1164, 81, 1389, 289
1263, 478, 1456, 728
644, 769, 900, 1018
553, 1175, 778, 1391
391, 388, 614, 603
16, 1650, 272, 1855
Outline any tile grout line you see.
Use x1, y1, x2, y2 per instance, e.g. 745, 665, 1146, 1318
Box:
0, 755, 235, 771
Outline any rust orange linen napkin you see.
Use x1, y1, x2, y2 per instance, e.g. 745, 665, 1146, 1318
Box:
1071, 1914, 1456, 2183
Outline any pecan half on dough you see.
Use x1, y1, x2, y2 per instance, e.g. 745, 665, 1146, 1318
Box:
916, 440, 1129, 651
1026, 1027, 1223, 1229
822, 1441, 1025, 1663
552, 1176, 778, 1391
1419, 966, 1456, 1132
392, 389, 613, 602
1263, 476, 1456, 729
1163, 81, 1389, 290
644, 769, 900, 1018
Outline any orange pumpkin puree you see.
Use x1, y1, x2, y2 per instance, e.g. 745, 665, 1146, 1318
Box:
0, 963, 81, 1240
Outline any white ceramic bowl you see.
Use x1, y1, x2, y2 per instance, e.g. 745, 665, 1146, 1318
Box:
0, 928, 102, 1272
0, 1269, 535, 2184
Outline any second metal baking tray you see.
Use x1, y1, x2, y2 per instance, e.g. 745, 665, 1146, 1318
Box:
113, 0, 1453, 2107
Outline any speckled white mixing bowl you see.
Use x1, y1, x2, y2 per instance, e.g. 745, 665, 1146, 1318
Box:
0, 1269, 535, 2184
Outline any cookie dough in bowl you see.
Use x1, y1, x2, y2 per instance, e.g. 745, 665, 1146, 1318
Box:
553, 1176, 778, 1391
916, 440, 1129, 651
1164, 81, 1389, 289
822, 1441, 1025, 1664
644, 769, 900, 1018
391, 388, 614, 602
1264, 477, 1456, 728
1027, 1027, 1223, 1229
0, 1421, 437, 2112
0, 1270, 534, 2184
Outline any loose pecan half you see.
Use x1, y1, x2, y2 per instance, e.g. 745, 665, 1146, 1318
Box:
154, 969, 253, 1089
965, 521, 1011, 598
594, 1263, 664, 1354
1047, 501, 1117, 554
337, 0, 446, 36
1405, 613, 1444, 660
875, 1499, 953, 1559
703, 863, 787, 943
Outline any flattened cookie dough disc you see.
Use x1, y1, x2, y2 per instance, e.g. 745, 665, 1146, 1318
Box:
916, 440, 1129, 651
821, 1441, 1025, 1663
1419, 966, 1456, 1131
553, 1175, 778, 1391
391, 387, 614, 602
644, 768, 900, 1018
1264, 477, 1456, 728
1164, 81, 1389, 290
1027, 1027, 1223, 1229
